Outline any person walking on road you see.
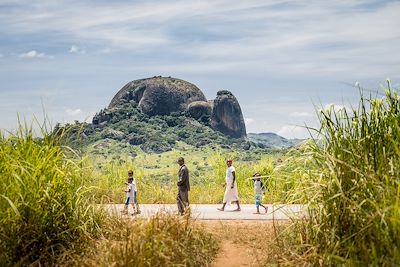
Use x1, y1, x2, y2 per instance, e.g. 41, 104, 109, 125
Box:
177, 157, 190, 215
121, 170, 140, 215
252, 172, 268, 214
218, 159, 241, 211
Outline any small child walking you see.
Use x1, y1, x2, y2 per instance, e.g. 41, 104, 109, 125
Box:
122, 170, 140, 215
252, 172, 268, 214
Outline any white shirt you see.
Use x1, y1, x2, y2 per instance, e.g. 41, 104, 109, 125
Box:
131, 179, 137, 192
225, 166, 236, 184
126, 182, 136, 198
254, 180, 263, 194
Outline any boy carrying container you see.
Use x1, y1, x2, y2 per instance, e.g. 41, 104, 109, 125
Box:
252, 172, 268, 214
121, 170, 140, 215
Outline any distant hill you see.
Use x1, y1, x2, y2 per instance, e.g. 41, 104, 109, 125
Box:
247, 133, 305, 149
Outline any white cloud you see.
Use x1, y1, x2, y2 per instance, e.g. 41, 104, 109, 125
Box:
2, 1, 400, 79
277, 125, 310, 139
290, 111, 313, 118
69, 45, 86, 54
18, 50, 45, 58
244, 117, 254, 126
1, 0, 399, 133
65, 108, 82, 116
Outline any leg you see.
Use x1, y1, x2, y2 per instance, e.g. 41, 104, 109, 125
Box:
180, 190, 189, 214
260, 204, 268, 213
177, 191, 183, 215
121, 197, 130, 214
134, 191, 140, 214
218, 202, 226, 211
236, 200, 241, 210
254, 195, 261, 214
130, 203, 136, 214
233, 201, 241, 211
177, 190, 188, 215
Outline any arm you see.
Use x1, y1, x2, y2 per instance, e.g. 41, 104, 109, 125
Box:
231, 171, 236, 189
177, 167, 188, 186
125, 184, 132, 193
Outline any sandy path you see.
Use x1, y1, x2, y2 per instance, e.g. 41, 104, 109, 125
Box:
212, 240, 252, 267
199, 220, 286, 267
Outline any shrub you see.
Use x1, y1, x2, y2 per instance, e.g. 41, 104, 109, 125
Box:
0, 123, 102, 266
277, 84, 400, 266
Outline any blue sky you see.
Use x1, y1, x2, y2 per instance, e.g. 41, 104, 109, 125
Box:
1, 0, 399, 138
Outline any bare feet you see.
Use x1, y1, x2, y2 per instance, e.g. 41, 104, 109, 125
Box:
253, 212, 261, 214
233, 208, 241, 212
217, 208, 224, 211
265, 207, 268, 213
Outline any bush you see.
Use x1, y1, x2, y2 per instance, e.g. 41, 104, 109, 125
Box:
277, 84, 400, 266
0, 124, 102, 266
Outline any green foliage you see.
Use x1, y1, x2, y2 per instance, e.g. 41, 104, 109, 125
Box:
277, 84, 400, 266
82, 144, 286, 205
60, 101, 263, 154
0, 122, 103, 266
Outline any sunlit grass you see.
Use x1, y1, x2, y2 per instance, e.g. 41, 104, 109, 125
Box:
59, 212, 219, 267
274, 83, 400, 266
82, 145, 286, 205
0, 121, 103, 266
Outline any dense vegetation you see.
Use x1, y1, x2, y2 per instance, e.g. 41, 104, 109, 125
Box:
57, 102, 256, 154
2, 83, 399, 266
79, 140, 287, 204
0, 124, 103, 265
274, 85, 400, 266
0, 125, 219, 266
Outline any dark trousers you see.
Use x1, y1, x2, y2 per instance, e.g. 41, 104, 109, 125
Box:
177, 189, 189, 214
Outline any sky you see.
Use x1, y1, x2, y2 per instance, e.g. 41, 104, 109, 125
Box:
0, 0, 399, 138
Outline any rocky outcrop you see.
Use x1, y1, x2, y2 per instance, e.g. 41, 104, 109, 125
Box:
103, 76, 247, 138
103, 129, 125, 140
210, 90, 246, 138
127, 134, 146, 145
92, 109, 112, 125
109, 76, 207, 116
186, 101, 212, 120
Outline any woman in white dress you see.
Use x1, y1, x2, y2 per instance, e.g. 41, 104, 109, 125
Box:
217, 159, 241, 211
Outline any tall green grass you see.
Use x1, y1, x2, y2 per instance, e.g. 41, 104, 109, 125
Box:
83, 149, 280, 204
0, 122, 102, 266
277, 84, 400, 266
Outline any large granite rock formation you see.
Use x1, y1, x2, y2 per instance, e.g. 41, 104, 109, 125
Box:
210, 90, 246, 138
186, 101, 212, 121
104, 76, 247, 138
109, 76, 207, 116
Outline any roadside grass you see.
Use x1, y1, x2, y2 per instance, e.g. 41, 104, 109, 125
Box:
0, 122, 103, 266
59, 212, 219, 267
0, 123, 220, 266
82, 144, 287, 205
273, 84, 400, 266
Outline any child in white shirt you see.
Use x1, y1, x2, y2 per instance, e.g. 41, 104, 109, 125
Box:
122, 170, 140, 215
252, 173, 268, 214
